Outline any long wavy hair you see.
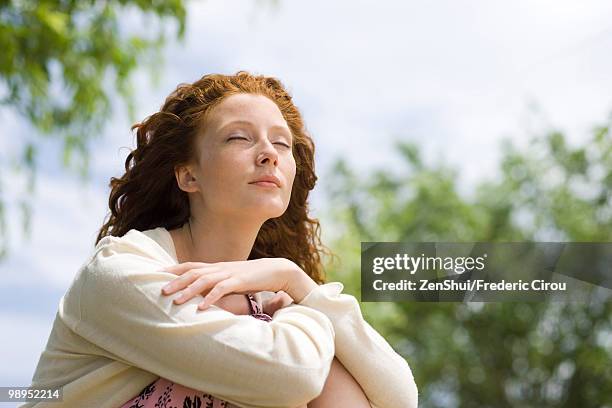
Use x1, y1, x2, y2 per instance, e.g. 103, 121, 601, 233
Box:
95, 71, 333, 284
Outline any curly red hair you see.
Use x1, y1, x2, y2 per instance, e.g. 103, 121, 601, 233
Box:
96, 71, 332, 284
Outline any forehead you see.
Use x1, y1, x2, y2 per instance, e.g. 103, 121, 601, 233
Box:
205, 93, 287, 129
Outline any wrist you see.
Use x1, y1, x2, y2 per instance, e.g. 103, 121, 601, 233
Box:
283, 261, 318, 304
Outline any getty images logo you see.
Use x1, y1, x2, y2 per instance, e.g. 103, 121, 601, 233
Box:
372, 253, 488, 275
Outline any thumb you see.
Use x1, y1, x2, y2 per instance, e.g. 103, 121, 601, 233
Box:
263, 291, 294, 315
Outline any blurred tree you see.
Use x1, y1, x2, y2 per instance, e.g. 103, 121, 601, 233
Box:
0, 0, 187, 259
323, 113, 612, 407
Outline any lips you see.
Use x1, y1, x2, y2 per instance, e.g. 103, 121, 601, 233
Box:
249, 175, 281, 188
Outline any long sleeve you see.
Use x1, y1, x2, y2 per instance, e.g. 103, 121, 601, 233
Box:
295, 282, 418, 408
59, 235, 336, 408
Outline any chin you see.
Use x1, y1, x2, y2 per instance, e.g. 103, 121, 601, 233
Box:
254, 205, 287, 221
263, 207, 287, 220
240, 195, 289, 218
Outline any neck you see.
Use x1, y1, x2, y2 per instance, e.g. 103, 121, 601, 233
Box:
176, 212, 263, 263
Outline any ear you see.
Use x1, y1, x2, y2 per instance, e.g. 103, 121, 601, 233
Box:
174, 163, 200, 193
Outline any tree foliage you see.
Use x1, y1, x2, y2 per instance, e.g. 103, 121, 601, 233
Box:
324, 114, 612, 407
0, 0, 186, 258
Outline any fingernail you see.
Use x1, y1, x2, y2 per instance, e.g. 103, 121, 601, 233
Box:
174, 293, 185, 302
162, 284, 171, 291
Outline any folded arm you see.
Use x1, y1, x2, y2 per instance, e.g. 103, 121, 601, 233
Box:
295, 282, 419, 408
60, 242, 337, 408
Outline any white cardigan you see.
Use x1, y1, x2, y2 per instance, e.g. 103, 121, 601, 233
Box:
22, 227, 418, 408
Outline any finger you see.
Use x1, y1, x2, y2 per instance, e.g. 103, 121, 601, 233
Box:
198, 278, 241, 310
158, 261, 207, 276
263, 293, 291, 315
267, 292, 293, 310
279, 291, 295, 305
269, 291, 293, 304
269, 292, 286, 305
161, 265, 223, 295
161, 270, 198, 295
172, 272, 228, 305
188, 272, 229, 296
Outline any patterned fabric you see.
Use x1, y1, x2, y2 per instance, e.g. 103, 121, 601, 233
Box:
119, 294, 272, 408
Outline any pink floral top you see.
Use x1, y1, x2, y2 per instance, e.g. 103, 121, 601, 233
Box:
119, 293, 272, 408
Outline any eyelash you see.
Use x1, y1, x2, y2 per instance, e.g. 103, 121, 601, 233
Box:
228, 136, 291, 148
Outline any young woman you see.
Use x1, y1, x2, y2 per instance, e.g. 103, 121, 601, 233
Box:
25, 71, 418, 408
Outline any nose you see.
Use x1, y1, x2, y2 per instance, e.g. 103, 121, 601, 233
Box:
256, 139, 279, 167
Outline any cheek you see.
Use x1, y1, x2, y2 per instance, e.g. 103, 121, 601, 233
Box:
284, 155, 297, 183
198, 152, 245, 192
283, 158, 297, 200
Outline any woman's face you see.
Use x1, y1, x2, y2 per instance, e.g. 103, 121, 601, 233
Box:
186, 93, 297, 221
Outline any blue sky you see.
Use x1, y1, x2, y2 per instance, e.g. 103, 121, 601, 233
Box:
1, 0, 612, 396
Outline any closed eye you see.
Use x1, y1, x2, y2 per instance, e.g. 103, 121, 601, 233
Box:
228, 135, 290, 148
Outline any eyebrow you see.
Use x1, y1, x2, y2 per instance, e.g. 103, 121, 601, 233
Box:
217, 120, 292, 139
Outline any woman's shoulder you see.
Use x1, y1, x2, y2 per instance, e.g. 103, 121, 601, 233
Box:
71, 228, 175, 297
92, 227, 176, 265
71, 228, 176, 287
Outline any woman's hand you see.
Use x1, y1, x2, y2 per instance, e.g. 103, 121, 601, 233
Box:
210, 294, 252, 315
262, 290, 294, 315
159, 258, 303, 310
